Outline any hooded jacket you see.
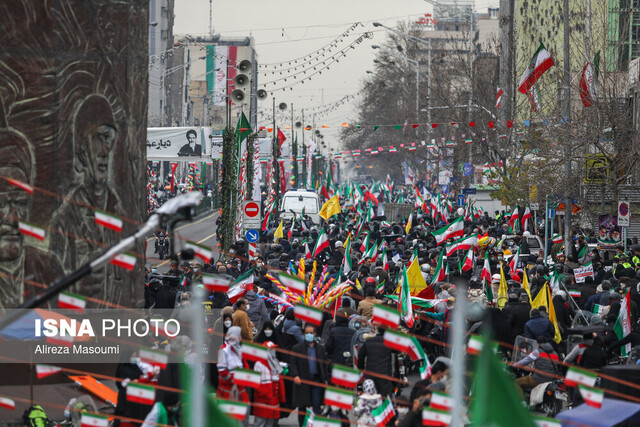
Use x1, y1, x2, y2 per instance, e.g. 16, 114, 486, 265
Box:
245, 289, 268, 333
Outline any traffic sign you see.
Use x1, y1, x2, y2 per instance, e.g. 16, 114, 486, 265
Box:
242, 200, 261, 229
548, 209, 555, 219
462, 188, 476, 195
245, 229, 259, 243
457, 195, 465, 206
530, 203, 540, 211
618, 201, 630, 227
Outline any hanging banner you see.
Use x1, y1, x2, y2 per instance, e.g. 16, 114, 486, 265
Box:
252, 140, 262, 201
598, 215, 622, 249
277, 159, 287, 193
147, 127, 212, 160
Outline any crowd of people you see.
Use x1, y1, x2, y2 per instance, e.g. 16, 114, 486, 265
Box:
116, 190, 640, 426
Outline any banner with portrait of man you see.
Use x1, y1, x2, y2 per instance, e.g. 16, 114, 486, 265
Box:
147, 127, 213, 160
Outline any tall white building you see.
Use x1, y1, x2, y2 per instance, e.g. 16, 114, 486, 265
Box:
148, 0, 175, 126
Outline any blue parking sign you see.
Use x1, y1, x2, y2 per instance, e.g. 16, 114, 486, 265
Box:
245, 229, 259, 243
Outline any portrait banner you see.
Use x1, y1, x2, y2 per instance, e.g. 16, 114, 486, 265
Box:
147, 127, 212, 160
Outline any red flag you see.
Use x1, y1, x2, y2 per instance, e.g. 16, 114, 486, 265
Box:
169, 162, 178, 193
364, 191, 378, 205
277, 159, 287, 193
321, 185, 330, 200
277, 129, 287, 156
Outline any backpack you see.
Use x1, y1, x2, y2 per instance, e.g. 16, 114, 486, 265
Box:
22, 405, 52, 427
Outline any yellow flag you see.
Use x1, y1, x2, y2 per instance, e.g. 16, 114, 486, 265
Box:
407, 257, 427, 295
355, 278, 362, 291
273, 219, 284, 242
531, 281, 548, 309
319, 195, 341, 222
546, 284, 562, 343
405, 213, 413, 234
343, 233, 351, 249
521, 269, 532, 303
497, 262, 509, 309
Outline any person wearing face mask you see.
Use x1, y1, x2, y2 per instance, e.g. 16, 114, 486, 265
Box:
253, 342, 285, 427
290, 324, 327, 426
141, 392, 180, 427
255, 320, 281, 346
217, 326, 249, 405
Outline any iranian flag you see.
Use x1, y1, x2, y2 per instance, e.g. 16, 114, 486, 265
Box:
343, 235, 353, 274
312, 229, 330, 257
383, 329, 412, 353
534, 416, 562, 427
18, 221, 45, 241
444, 234, 478, 256
36, 365, 62, 379
614, 289, 632, 356
46, 331, 74, 347
552, 234, 563, 244
233, 369, 262, 388
279, 273, 306, 294
579, 52, 600, 108
569, 289, 582, 298
241, 342, 269, 364
461, 248, 474, 272
509, 207, 519, 233
565, 366, 597, 387
518, 43, 555, 94
184, 240, 212, 262
331, 364, 362, 388
430, 251, 448, 285
110, 253, 136, 271
430, 391, 453, 411
371, 397, 395, 427
294, 304, 324, 326
7, 177, 34, 194
202, 274, 231, 292
57, 291, 86, 313
467, 335, 483, 355
578, 385, 604, 409
126, 382, 155, 405
372, 304, 400, 329
399, 266, 414, 327
324, 386, 355, 410
522, 206, 532, 232
407, 336, 426, 363
0, 397, 15, 410
227, 270, 255, 303
382, 247, 389, 271
431, 216, 464, 245
94, 210, 123, 232
509, 246, 520, 272
359, 233, 369, 254
81, 414, 109, 427
422, 408, 451, 426
139, 348, 168, 369
311, 417, 342, 427
217, 399, 248, 421
495, 87, 504, 108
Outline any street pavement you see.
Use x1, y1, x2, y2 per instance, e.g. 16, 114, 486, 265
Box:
145, 211, 219, 269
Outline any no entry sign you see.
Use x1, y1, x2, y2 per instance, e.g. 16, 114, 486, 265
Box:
243, 200, 261, 229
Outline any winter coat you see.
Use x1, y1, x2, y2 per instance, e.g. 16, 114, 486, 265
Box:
357, 334, 393, 396
467, 289, 488, 306
245, 290, 268, 333
357, 297, 382, 320
325, 316, 356, 365
504, 302, 531, 340
289, 342, 328, 408
532, 342, 559, 383
524, 314, 555, 340
232, 309, 253, 341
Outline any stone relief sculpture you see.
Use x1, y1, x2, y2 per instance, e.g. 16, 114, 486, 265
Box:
0, 0, 148, 308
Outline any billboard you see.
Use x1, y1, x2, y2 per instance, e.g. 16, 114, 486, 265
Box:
147, 127, 212, 160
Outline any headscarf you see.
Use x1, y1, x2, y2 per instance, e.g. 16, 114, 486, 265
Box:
363, 379, 377, 395
225, 326, 242, 351
265, 342, 283, 375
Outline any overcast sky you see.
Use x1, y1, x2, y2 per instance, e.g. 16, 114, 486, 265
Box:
174, 0, 500, 150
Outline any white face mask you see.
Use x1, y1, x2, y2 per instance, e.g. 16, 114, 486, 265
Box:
245, 304, 250, 311
264, 329, 273, 337
224, 320, 232, 328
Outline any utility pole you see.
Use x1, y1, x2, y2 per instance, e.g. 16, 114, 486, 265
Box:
563, 0, 572, 258
498, 0, 514, 125
272, 97, 280, 208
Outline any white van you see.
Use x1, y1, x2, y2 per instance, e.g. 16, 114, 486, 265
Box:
279, 190, 321, 225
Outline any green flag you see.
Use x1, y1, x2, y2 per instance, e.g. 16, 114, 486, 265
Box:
180, 364, 238, 427
235, 112, 252, 175
470, 334, 536, 426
